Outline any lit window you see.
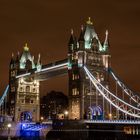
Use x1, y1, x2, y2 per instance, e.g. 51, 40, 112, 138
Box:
72, 88, 79, 95
72, 74, 75, 80
71, 45, 73, 51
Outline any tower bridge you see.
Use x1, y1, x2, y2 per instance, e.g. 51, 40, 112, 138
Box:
0, 18, 140, 129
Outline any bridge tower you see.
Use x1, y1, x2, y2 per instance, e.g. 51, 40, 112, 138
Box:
68, 18, 111, 120
9, 43, 42, 122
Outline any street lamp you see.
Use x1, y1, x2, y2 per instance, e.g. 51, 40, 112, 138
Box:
7, 123, 11, 140
108, 113, 112, 120
64, 111, 68, 119
40, 116, 44, 121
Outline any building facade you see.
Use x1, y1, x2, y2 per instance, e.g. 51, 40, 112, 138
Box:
9, 43, 41, 122
68, 18, 111, 120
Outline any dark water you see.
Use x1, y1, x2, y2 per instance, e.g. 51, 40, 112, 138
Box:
0, 130, 40, 140
0, 129, 140, 140
46, 130, 140, 140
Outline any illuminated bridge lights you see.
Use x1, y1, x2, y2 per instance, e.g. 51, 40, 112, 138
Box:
20, 123, 48, 131
0, 85, 9, 106
84, 66, 140, 118
38, 62, 68, 73
85, 120, 140, 125
16, 62, 68, 79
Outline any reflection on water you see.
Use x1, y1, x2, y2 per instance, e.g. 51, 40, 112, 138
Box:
46, 129, 140, 140
20, 130, 40, 140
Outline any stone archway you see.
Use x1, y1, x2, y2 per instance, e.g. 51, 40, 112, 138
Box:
92, 106, 103, 120
20, 111, 32, 122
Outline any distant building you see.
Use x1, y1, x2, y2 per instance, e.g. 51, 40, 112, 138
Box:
40, 91, 68, 120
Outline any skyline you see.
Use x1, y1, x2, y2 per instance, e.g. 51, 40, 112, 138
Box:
0, 0, 140, 95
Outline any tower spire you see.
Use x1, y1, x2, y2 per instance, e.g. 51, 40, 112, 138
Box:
71, 29, 74, 35
24, 43, 29, 51
78, 25, 84, 42
12, 52, 14, 58
103, 30, 109, 52
68, 29, 74, 45
86, 17, 93, 25
104, 30, 109, 45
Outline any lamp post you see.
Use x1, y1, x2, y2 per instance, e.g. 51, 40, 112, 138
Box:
108, 113, 112, 120
7, 123, 11, 140
40, 116, 44, 122
64, 111, 68, 119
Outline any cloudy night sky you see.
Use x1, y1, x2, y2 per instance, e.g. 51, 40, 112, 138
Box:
0, 0, 140, 96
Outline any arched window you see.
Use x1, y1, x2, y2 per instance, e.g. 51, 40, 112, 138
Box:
26, 86, 30, 92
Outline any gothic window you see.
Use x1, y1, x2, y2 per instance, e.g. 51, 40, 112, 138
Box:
30, 100, 34, 104
72, 88, 79, 95
21, 99, 24, 104
25, 97, 30, 103
33, 88, 36, 93
26, 86, 30, 92
20, 87, 23, 92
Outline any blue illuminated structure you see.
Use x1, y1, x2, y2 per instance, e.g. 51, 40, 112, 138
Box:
20, 122, 48, 139
20, 111, 32, 122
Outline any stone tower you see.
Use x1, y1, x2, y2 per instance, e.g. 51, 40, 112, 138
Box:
68, 18, 111, 120
9, 43, 42, 122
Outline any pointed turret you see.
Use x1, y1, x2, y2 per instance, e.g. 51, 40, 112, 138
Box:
20, 43, 33, 69
16, 52, 20, 62
10, 53, 14, 63
73, 36, 78, 50
15, 51, 20, 70
68, 29, 75, 53
84, 17, 99, 49
31, 56, 35, 69
37, 53, 41, 65
10, 53, 15, 68
78, 25, 85, 50
24, 43, 29, 51
86, 17, 93, 25
78, 25, 84, 42
103, 30, 109, 52
68, 29, 74, 45
36, 53, 42, 71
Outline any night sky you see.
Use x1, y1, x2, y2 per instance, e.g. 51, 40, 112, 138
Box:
0, 0, 140, 96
